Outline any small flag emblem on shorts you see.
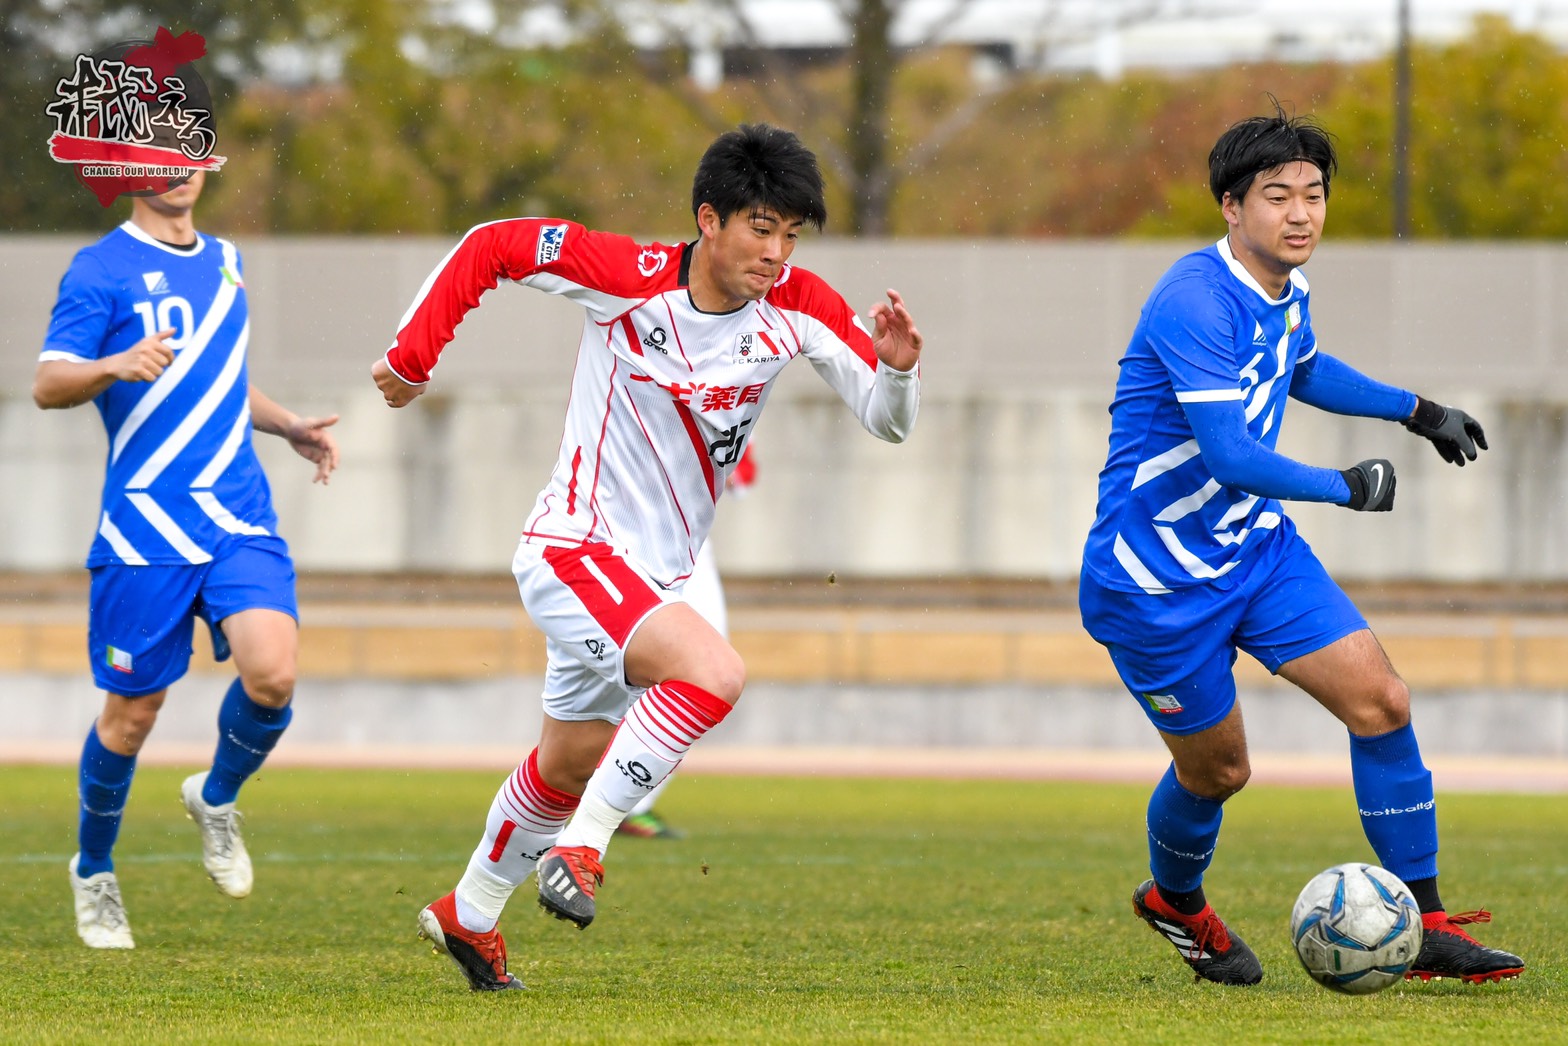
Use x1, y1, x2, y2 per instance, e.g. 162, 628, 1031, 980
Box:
105, 646, 133, 673
1143, 692, 1182, 714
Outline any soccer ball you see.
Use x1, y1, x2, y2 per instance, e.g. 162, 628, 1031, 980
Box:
1290, 863, 1423, 995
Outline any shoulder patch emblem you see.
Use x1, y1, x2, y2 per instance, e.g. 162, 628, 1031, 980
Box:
637, 248, 667, 278
537, 223, 568, 266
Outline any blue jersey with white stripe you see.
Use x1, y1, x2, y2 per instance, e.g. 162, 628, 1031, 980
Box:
1083, 237, 1316, 593
41, 221, 276, 567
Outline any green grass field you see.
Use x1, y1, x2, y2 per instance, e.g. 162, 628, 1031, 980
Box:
2, 765, 1563, 1044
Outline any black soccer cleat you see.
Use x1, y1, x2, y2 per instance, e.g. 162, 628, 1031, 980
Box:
417, 892, 524, 992
1406, 910, 1524, 984
537, 845, 604, 929
1132, 879, 1263, 986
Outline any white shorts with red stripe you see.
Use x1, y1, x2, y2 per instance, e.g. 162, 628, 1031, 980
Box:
513, 539, 679, 722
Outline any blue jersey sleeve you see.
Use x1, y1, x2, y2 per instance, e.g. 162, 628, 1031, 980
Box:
1290, 350, 1417, 421
1143, 275, 1249, 400
42, 252, 115, 363
1182, 397, 1352, 505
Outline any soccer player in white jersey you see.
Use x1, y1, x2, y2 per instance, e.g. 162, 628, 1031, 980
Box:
1079, 108, 1522, 986
36, 171, 340, 949
372, 124, 923, 991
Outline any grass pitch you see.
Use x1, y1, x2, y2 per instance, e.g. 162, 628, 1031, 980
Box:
1, 765, 1563, 1044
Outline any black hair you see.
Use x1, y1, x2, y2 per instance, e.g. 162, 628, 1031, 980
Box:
691, 123, 827, 231
1208, 102, 1337, 204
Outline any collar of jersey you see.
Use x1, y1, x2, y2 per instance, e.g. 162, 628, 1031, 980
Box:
119, 219, 207, 257
1214, 235, 1299, 307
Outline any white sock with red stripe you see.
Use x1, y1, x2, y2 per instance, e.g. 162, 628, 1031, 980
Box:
453, 748, 579, 933
556, 680, 732, 855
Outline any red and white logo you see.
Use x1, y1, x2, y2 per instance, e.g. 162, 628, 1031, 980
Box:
732, 331, 785, 365
637, 248, 668, 278
45, 27, 225, 207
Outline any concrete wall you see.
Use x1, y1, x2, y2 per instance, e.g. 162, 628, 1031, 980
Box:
5, 236, 1566, 580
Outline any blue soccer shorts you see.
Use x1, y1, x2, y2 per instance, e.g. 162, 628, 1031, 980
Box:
1079, 524, 1368, 736
87, 535, 298, 697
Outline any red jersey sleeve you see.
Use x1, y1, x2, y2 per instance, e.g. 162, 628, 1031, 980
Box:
385, 218, 684, 383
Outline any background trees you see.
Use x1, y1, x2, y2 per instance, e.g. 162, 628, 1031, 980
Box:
9, 8, 1568, 239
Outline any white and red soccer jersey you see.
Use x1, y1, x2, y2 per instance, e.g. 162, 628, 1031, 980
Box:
385, 219, 920, 585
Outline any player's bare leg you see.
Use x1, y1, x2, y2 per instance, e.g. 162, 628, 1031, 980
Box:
538, 604, 742, 927
1279, 630, 1524, 982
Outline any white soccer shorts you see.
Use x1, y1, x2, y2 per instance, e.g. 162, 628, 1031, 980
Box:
513, 539, 679, 723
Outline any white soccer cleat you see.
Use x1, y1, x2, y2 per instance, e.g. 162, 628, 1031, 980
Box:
181, 771, 253, 899
69, 854, 135, 949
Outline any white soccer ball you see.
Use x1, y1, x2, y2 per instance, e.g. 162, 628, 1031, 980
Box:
1290, 863, 1423, 995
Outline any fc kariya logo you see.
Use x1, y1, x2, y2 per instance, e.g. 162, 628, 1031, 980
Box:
643, 326, 668, 353
733, 331, 784, 365
45, 26, 224, 207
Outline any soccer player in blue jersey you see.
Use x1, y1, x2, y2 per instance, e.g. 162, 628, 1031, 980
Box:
36, 171, 340, 949
1079, 109, 1523, 986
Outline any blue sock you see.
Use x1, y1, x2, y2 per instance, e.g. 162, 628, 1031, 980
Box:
203, 678, 292, 806
1146, 762, 1224, 894
1348, 722, 1438, 883
77, 726, 136, 877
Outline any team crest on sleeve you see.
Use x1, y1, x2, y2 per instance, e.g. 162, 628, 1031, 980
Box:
637, 248, 668, 277
537, 224, 568, 265
733, 331, 785, 365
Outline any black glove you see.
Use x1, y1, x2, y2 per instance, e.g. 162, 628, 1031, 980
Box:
1341, 458, 1396, 511
1404, 396, 1487, 466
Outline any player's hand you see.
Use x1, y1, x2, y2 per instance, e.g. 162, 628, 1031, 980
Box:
1341, 458, 1396, 511
1403, 397, 1487, 466
868, 289, 922, 373
372, 356, 424, 407
109, 329, 177, 382
285, 414, 341, 484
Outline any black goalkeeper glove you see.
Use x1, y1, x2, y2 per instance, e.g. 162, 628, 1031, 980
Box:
1404, 396, 1487, 466
1341, 458, 1396, 511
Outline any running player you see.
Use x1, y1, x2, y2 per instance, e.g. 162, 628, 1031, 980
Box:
373, 124, 923, 991
37, 171, 340, 949
1079, 107, 1522, 986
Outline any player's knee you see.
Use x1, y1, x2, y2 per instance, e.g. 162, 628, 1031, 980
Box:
1210, 760, 1251, 800
100, 693, 164, 752
686, 646, 745, 706
1185, 758, 1251, 801
536, 747, 595, 796
1363, 674, 1411, 734
240, 664, 295, 708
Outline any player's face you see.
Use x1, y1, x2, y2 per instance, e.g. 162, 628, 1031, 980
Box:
696, 203, 802, 309
1222, 161, 1325, 294
141, 170, 205, 217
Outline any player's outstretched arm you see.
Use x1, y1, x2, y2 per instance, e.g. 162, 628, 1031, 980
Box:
249, 386, 340, 484
33, 328, 176, 409
371, 356, 424, 408
1403, 397, 1487, 466
868, 289, 922, 372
